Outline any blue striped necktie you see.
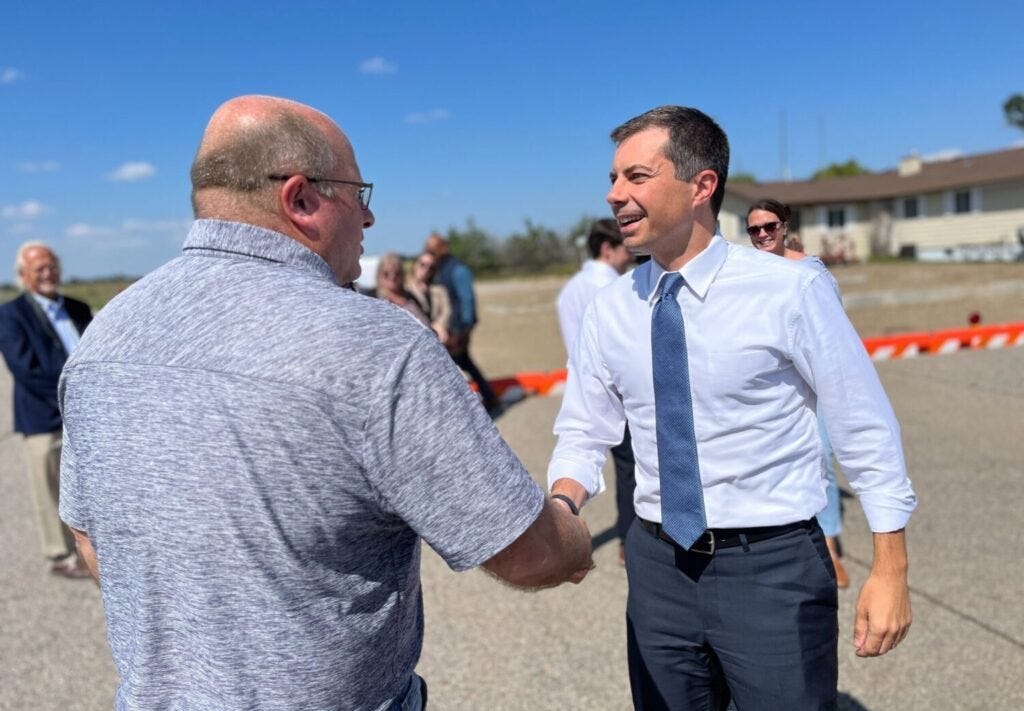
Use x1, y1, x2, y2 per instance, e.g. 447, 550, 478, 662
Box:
652, 272, 706, 549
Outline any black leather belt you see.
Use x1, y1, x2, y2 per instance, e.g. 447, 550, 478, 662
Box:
638, 517, 813, 555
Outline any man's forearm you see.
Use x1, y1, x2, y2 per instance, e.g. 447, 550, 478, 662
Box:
870, 529, 908, 577
482, 496, 593, 589
71, 528, 100, 584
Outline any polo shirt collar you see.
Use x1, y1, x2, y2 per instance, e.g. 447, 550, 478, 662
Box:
183, 219, 338, 285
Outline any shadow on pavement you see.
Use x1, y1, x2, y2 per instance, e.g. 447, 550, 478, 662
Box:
839, 692, 871, 710
591, 526, 618, 550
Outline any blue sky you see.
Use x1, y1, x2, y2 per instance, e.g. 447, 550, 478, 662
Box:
2, 1, 1022, 279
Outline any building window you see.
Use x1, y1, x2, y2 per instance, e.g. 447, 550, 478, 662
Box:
903, 196, 919, 218
827, 208, 845, 228
954, 190, 971, 214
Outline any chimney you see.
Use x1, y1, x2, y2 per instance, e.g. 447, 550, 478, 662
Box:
898, 153, 922, 177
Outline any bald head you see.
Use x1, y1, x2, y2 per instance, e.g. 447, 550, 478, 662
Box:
15, 241, 61, 297
425, 233, 449, 258
190, 95, 353, 221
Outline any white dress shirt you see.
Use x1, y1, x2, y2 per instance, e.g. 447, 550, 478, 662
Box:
556, 259, 621, 355
547, 234, 916, 533
31, 292, 80, 354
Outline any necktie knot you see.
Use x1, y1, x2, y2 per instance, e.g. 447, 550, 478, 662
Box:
659, 272, 683, 300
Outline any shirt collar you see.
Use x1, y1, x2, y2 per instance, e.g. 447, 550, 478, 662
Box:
29, 291, 64, 313
645, 231, 729, 304
583, 259, 620, 280
182, 219, 338, 285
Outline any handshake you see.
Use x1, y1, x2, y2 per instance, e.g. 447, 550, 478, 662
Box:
482, 482, 595, 590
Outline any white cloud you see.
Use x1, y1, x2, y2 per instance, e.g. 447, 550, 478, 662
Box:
66, 223, 116, 238
107, 162, 156, 182
121, 218, 189, 232
17, 160, 61, 172
404, 108, 451, 124
359, 56, 397, 75
921, 148, 964, 163
1, 200, 47, 219
1, 67, 23, 84
65, 218, 191, 247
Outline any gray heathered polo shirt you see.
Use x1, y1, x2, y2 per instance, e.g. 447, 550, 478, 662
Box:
58, 220, 544, 710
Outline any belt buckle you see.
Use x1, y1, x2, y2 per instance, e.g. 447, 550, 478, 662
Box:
688, 530, 715, 555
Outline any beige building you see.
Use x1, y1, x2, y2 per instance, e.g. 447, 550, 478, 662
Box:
720, 146, 1024, 262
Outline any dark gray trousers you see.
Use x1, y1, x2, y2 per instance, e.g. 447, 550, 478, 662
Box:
625, 518, 839, 710
612, 425, 637, 542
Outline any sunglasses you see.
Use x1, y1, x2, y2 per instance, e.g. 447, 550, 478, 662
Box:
746, 221, 784, 238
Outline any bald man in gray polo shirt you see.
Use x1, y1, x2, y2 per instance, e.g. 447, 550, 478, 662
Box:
58, 95, 592, 711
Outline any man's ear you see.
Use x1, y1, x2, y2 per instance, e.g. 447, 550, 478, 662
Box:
691, 169, 719, 209
279, 176, 322, 235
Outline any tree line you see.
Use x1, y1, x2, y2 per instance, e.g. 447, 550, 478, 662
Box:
439, 216, 597, 277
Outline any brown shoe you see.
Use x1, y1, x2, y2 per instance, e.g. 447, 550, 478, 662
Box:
825, 536, 850, 588
51, 558, 92, 580
831, 555, 850, 588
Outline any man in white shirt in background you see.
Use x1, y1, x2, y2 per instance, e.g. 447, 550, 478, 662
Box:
547, 105, 916, 710
556, 219, 635, 561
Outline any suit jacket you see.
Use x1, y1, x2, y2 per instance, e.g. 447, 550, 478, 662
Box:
0, 292, 92, 434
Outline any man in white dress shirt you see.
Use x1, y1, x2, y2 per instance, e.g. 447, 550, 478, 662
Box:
547, 106, 916, 710
556, 219, 635, 561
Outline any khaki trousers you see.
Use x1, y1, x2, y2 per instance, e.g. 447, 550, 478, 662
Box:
23, 430, 76, 560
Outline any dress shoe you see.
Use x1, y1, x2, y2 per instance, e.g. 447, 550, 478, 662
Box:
825, 536, 851, 589
831, 554, 850, 588
51, 558, 92, 580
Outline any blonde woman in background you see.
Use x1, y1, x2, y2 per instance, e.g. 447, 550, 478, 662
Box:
407, 251, 451, 344
375, 252, 431, 329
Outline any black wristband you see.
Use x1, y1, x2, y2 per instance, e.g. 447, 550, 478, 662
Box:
551, 494, 580, 516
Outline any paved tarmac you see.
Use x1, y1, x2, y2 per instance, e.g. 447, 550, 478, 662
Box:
2, 347, 1023, 709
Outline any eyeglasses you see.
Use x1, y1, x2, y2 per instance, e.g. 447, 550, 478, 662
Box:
415, 260, 436, 272
746, 221, 784, 238
267, 174, 373, 210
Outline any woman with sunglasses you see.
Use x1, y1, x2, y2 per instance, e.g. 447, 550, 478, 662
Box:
375, 252, 432, 329
746, 199, 851, 588
407, 251, 452, 345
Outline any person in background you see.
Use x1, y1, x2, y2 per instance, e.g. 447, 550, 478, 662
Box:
407, 251, 451, 344
0, 242, 92, 579
375, 252, 431, 329
424, 233, 500, 413
58, 95, 592, 710
746, 198, 850, 587
556, 218, 635, 562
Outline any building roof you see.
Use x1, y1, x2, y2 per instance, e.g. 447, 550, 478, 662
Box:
726, 145, 1024, 205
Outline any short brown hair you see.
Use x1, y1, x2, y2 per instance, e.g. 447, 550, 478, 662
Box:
587, 219, 623, 259
611, 106, 730, 217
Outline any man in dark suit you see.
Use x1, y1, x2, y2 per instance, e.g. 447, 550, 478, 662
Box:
0, 242, 92, 578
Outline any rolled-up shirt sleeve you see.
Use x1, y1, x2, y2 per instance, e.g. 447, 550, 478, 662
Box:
790, 273, 917, 532
547, 302, 626, 498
